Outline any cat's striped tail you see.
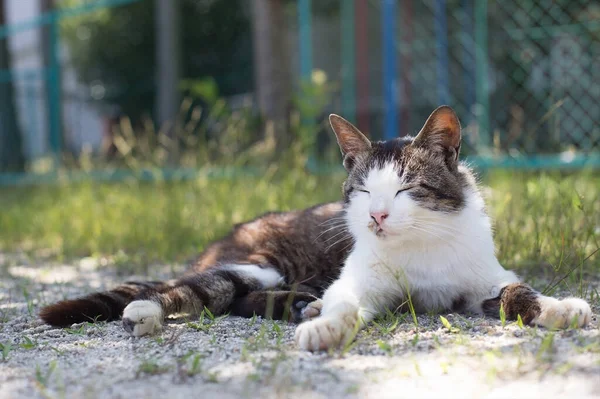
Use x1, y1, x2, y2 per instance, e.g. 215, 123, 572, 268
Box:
39, 281, 170, 327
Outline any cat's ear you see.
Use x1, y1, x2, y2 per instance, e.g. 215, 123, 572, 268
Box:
329, 114, 371, 170
413, 106, 461, 161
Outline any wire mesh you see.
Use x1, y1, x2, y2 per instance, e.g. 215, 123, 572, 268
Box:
0, 0, 599, 184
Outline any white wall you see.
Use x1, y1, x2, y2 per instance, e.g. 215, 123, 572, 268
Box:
5, 0, 103, 161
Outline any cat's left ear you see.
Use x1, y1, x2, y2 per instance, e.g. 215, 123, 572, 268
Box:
413, 105, 461, 162
329, 114, 371, 170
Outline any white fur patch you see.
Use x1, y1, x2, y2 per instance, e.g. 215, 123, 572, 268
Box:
122, 300, 163, 337
341, 160, 518, 313
533, 296, 592, 329
223, 264, 284, 288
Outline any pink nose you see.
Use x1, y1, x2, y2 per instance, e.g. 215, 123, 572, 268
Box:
370, 212, 388, 225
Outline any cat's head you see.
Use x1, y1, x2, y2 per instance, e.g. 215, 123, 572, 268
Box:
330, 106, 470, 243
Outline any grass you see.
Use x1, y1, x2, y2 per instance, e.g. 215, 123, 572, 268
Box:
0, 341, 13, 361
0, 168, 598, 285
485, 171, 600, 282
185, 307, 229, 332
136, 358, 171, 376
0, 168, 343, 266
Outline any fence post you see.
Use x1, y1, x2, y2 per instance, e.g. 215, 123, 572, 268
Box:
460, 0, 475, 124
341, 0, 356, 124
355, 0, 370, 134
434, 0, 449, 105
400, 0, 413, 134
298, 0, 312, 84
475, 0, 490, 148
382, 0, 397, 140
298, 0, 313, 127
47, 10, 62, 163
26, 71, 38, 158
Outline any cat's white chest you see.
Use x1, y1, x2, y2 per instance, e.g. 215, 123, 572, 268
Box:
353, 239, 500, 312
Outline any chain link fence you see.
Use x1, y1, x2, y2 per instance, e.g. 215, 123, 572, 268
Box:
326, 0, 600, 163
0, 0, 599, 185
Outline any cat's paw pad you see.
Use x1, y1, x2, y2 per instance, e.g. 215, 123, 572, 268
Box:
122, 300, 163, 337
292, 298, 323, 322
535, 297, 592, 329
294, 314, 357, 351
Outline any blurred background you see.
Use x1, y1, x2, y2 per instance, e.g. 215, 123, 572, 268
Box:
0, 1, 598, 274
0, 0, 599, 177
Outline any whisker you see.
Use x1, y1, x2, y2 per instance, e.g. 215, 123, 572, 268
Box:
318, 216, 348, 226
322, 228, 350, 243
324, 234, 353, 252
313, 223, 348, 242
336, 240, 355, 254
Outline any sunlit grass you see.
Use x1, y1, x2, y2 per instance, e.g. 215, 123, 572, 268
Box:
0, 169, 598, 286
485, 171, 600, 289
0, 168, 343, 265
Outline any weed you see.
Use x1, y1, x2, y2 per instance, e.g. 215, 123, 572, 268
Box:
65, 323, 88, 335
439, 316, 460, 334
413, 360, 422, 377
243, 324, 270, 353
47, 345, 65, 356
21, 286, 35, 316
0, 342, 13, 361
20, 336, 38, 350
179, 352, 203, 377
249, 312, 257, 326
537, 332, 556, 361
411, 332, 420, 347
499, 303, 506, 328
137, 359, 171, 376
376, 340, 392, 354
345, 384, 360, 394
186, 307, 228, 332
206, 371, 219, 383
271, 321, 284, 345
35, 361, 57, 387
373, 309, 403, 335
340, 317, 362, 356
516, 314, 525, 329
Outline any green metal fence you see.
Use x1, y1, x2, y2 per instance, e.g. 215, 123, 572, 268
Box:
315, 0, 600, 169
0, 0, 599, 187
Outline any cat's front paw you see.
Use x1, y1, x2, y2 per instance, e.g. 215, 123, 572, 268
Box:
534, 297, 592, 329
294, 313, 357, 351
122, 300, 163, 337
291, 298, 323, 322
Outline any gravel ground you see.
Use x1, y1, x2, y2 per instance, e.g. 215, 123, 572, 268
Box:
1, 254, 599, 399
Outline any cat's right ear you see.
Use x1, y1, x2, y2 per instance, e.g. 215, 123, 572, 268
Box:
329, 114, 371, 170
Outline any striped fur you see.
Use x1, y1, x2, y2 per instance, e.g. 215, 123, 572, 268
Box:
39, 281, 169, 326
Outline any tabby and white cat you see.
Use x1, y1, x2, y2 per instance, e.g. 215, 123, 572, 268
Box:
40, 106, 592, 351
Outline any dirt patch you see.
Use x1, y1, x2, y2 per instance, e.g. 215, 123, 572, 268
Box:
1, 255, 599, 399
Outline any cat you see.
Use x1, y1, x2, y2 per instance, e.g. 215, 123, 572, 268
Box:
40, 106, 592, 351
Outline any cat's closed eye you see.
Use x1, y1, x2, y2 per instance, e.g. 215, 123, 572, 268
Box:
357, 189, 370, 194
395, 186, 415, 197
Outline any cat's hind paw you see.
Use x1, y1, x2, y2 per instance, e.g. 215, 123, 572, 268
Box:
294, 313, 357, 351
534, 297, 592, 329
122, 300, 163, 337
291, 298, 323, 322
